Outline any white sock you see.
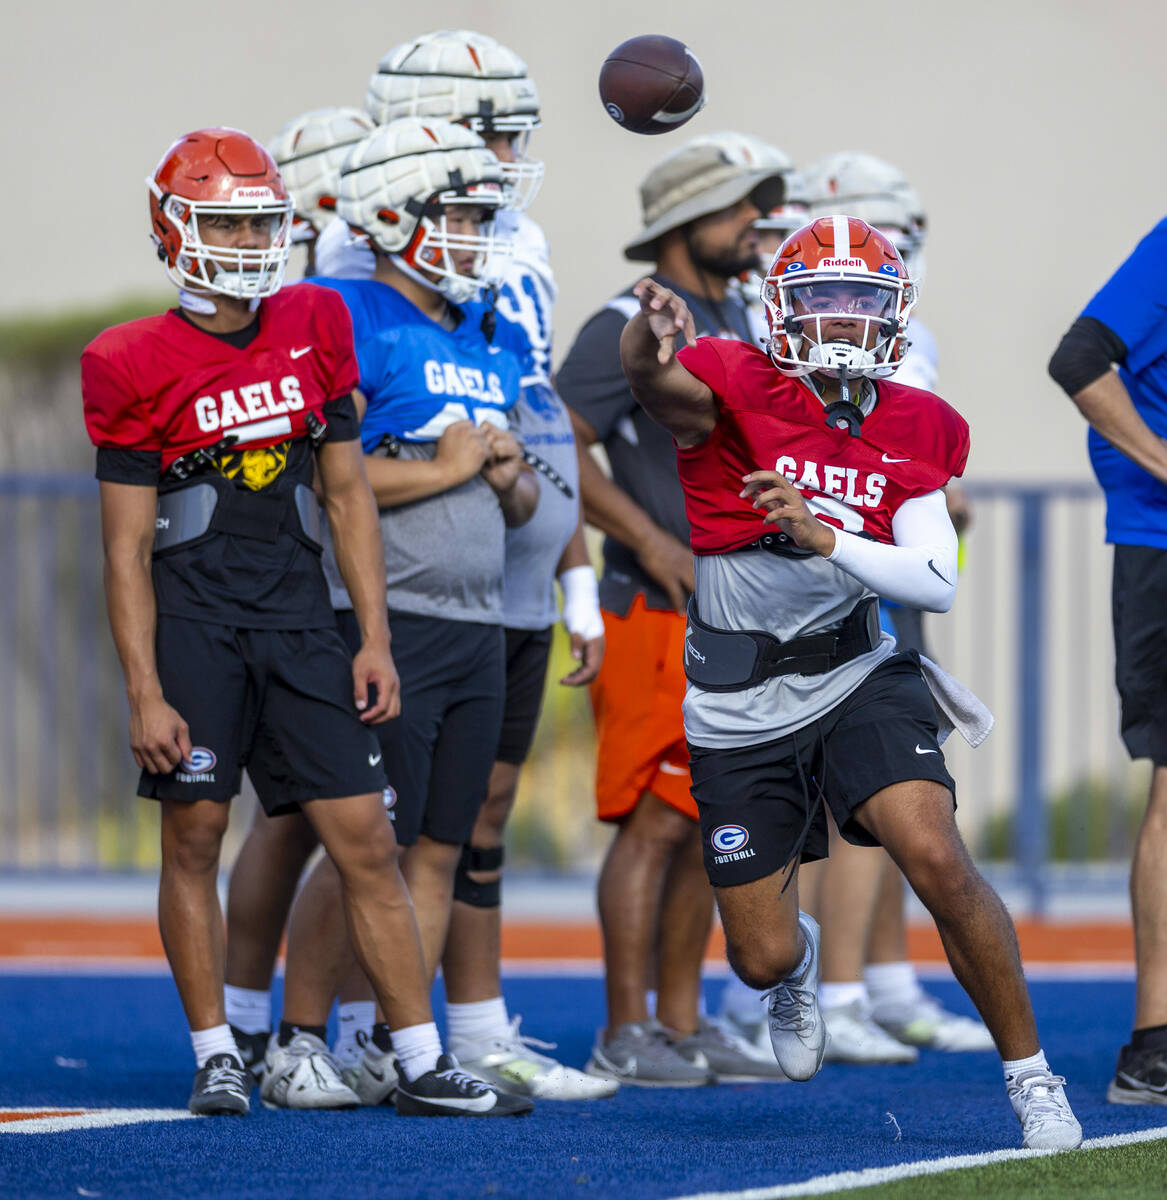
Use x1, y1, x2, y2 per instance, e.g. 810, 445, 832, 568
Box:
223, 986, 270, 1035
792, 918, 815, 978
819, 981, 868, 1011
191, 1024, 240, 1069
334, 1001, 375, 1059
646, 989, 657, 1018
864, 962, 923, 1008
1003, 1048, 1048, 1083
446, 997, 510, 1055
391, 1021, 443, 1083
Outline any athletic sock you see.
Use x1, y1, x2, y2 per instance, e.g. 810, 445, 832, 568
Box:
1002, 1048, 1048, 1083
819, 981, 868, 1011
334, 1001, 376, 1059
277, 1020, 326, 1048
791, 923, 814, 980
191, 1024, 240, 1069
390, 1022, 442, 1082
372, 1022, 393, 1053
223, 985, 271, 1035
1130, 1024, 1167, 1053
446, 997, 510, 1056
863, 962, 924, 1008
645, 989, 657, 1019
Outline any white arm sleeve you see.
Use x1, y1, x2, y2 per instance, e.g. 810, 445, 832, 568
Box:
826, 489, 958, 612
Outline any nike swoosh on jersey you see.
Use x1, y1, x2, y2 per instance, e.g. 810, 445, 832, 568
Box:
881, 453, 911, 463
369, 753, 382, 766
290, 346, 313, 359
915, 744, 938, 755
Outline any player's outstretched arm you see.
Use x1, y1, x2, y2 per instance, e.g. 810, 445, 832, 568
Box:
620, 278, 717, 449
317, 439, 399, 724
99, 481, 192, 773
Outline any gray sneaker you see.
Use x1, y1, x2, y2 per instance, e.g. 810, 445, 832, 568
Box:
672, 1018, 789, 1083
585, 1022, 714, 1088
763, 911, 827, 1081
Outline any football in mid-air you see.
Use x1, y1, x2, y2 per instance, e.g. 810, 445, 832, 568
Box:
598, 35, 706, 135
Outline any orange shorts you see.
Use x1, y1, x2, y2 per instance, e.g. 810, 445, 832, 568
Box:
589, 595, 696, 822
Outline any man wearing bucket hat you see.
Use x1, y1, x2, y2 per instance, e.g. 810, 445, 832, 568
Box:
557, 131, 793, 1086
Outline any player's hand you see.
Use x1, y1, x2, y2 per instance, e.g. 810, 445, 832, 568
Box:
635, 528, 695, 612
352, 642, 400, 724
560, 631, 604, 687
480, 424, 523, 495
633, 278, 697, 365
741, 471, 836, 557
435, 420, 490, 487
129, 693, 193, 775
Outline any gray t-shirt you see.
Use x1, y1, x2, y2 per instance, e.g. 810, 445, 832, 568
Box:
502, 384, 580, 630
556, 276, 754, 616
684, 550, 896, 748
325, 440, 506, 623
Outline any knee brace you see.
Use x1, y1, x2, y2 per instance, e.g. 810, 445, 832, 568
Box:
453, 844, 504, 908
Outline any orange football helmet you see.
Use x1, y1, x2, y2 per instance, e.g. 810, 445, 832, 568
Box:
148, 128, 293, 300
762, 215, 917, 381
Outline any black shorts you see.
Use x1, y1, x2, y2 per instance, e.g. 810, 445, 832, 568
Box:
688, 653, 956, 888
495, 626, 553, 765
142, 617, 386, 815
337, 610, 505, 846
1113, 545, 1167, 765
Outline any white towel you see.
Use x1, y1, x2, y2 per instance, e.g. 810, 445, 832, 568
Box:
918, 654, 994, 748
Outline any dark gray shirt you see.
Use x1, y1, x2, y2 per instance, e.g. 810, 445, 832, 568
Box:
556, 276, 754, 614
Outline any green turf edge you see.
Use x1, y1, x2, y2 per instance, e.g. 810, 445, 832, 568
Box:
0, 295, 171, 368
816, 1137, 1167, 1199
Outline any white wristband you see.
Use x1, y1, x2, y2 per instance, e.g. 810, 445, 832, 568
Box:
558, 565, 604, 640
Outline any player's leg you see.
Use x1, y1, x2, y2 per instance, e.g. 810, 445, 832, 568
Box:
147, 615, 252, 1115
1108, 545, 1167, 1104
812, 831, 918, 1064
654, 821, 713, 1039
865, 853, 994, 1052
223, 805, 319, 1077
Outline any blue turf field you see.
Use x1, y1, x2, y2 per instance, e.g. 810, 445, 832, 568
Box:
2, 971, 1165, 1199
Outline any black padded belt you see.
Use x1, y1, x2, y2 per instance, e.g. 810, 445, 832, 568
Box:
154, 482, 321, 552
683, 597, 881, 692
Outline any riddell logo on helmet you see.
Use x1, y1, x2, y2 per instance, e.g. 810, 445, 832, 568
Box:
231, 187, 275, 201
821, 257, 864, 268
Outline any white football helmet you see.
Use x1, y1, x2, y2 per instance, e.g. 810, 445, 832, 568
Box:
801, 152, 927, 281
268, 107, 376, 243
336, 118, 511, 303
755, 170, 810, 237
366, 30, 544, 210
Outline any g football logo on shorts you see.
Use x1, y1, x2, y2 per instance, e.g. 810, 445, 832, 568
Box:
711, 824, 750, 854
182, 748, 216, 775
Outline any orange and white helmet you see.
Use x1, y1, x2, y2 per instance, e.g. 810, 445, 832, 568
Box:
762, 216, 917, 381
268, 107, 376, 243
148, 128, 293, 300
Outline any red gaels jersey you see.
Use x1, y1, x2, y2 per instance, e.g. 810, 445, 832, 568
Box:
81, 283, 358, 471
675, 338, 969, 554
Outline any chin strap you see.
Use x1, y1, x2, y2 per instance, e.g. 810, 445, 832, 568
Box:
177, 288, 218, 316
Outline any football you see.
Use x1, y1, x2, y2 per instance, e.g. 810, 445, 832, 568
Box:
598, 35, 706, 135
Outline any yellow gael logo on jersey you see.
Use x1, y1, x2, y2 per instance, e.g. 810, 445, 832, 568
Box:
215, 441, 290, 491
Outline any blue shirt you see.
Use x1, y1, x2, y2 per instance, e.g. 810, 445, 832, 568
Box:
307, 277, 530, 451
1081, 217, 1167, 546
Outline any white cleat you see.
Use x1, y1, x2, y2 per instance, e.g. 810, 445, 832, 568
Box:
455, 1016, 619, 1100
349, 1045, 399, 1106
1007, 1066, 1083, 1150
872, 992, 996, 1053
763, 912, 827, 1081
822, 1000, 919, 1064
259, 1033, 360, 1110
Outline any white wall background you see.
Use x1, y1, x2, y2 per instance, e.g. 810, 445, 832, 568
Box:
3, 1, 1166, 479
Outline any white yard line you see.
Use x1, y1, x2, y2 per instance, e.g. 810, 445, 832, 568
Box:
669, 1125, 1167, 1200
0, 1108, 194, 1134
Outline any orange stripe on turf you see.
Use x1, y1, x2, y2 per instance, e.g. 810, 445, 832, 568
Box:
0, 916, 1134, 963
0, 1110, 88, 1122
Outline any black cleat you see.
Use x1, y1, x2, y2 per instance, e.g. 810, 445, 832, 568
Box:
393, 1054, 534, 1117
230, 1026, 270, 1084
1107, 1043, 1167, 1106
189, 1053, 251, 1116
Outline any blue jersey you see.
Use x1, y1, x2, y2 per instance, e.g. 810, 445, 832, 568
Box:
1081, 217, 1167, 547
308, 277, 530, 452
